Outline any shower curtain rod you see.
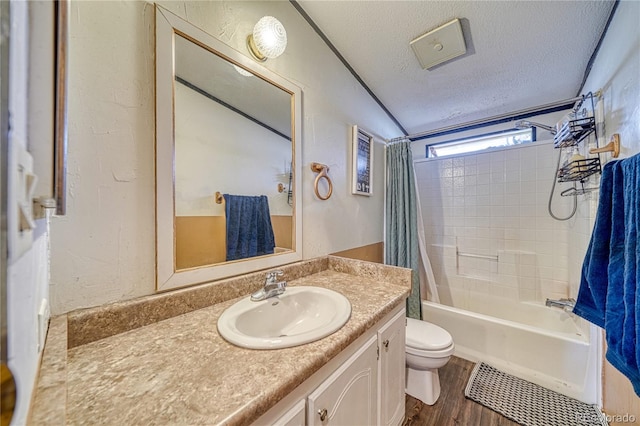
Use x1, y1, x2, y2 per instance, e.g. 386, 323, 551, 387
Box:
387, 95, 587, 144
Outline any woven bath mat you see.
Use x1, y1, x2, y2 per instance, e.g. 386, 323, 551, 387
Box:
465, 362, 607, 426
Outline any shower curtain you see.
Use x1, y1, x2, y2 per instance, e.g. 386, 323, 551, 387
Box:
385, 140, 424, 319
415, 187, 440, 304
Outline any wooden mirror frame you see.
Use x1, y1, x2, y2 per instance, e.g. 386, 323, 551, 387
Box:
154, 6, 302, 292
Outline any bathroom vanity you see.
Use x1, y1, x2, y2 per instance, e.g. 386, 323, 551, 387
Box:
258, 306, 406, 425
30, 256, 410, 425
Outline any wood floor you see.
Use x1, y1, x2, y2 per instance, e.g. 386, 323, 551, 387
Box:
403, 356, 520, 426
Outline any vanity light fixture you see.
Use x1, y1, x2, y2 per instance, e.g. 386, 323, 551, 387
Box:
247, 16, 287, 62
232, 64, 254, 77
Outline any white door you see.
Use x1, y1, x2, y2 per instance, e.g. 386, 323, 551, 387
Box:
307, 336, 378, 425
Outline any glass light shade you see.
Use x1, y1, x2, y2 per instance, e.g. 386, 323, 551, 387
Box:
232, 64, 254, 77
251, 16, 287, 60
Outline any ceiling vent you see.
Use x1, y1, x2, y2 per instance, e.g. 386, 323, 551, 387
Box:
410, 18, 467, 70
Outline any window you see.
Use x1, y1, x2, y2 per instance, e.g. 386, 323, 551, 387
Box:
426, 128, 535, 158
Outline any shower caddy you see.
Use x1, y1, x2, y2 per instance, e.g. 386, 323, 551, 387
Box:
553, 91, 617, 197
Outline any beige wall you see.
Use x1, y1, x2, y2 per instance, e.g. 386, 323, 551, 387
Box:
580, 0, 640, 419
49, 1, 400, 314
174, 82, 293, 217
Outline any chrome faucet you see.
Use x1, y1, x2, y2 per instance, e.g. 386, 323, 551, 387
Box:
545, 298, 576, 311
250, 270, 287, 301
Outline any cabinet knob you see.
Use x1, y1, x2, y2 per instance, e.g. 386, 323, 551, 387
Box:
383, 339, 390, 349
318, 408, 328, 421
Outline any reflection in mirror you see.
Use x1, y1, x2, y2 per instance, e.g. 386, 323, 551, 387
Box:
155, 6, 302, 291
173, 34, 293, 270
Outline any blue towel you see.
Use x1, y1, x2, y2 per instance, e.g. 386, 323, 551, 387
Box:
573, 153, 640, 396
223, 194, 275, 261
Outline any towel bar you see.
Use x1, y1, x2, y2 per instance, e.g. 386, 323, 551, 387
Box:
456, 250, 498, 261
589, 133, 620, 158
217, 184, 289, 204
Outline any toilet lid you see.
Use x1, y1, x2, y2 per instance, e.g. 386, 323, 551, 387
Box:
406, 318, 453, 351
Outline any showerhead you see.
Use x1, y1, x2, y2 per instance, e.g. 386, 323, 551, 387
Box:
514, 120, 557, 135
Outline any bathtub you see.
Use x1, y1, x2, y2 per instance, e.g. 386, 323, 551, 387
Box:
422, 288, 602, 404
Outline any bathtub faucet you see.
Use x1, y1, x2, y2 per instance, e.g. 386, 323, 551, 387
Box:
545, 298, 576, 311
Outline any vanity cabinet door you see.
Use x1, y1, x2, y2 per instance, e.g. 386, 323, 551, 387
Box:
273, 399, 306, 426
378, 309, 406, 426
307, 336, 378, 425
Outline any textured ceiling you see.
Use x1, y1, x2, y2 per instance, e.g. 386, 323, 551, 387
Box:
175, 34, 292, 138
296, 0, 616, 136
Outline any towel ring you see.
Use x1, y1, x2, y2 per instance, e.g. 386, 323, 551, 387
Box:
310, 162, 333, 200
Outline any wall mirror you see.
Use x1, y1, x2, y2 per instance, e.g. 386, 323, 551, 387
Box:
155, 6, 302, 291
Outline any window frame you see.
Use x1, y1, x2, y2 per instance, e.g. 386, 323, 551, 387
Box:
425, 127, 537, 158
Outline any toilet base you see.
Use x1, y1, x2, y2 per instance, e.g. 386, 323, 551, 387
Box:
405, 366, 441, 405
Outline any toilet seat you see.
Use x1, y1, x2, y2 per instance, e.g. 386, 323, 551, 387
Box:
406, 343, 454, 358
406, 318, 454, 355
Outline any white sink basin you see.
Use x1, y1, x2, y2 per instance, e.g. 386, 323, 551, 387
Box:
217, 286, 351, 349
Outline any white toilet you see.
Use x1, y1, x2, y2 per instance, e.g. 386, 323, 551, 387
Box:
405, 317, 455, 405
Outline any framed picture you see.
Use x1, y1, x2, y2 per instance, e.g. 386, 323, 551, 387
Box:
351, 125, 373, 196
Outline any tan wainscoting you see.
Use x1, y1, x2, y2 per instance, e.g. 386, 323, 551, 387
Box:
331, 242, 384, 264
603, 338, 640, 425
175, 215, 293, 270
271, 215, 292, 249
175, 216, 226, 269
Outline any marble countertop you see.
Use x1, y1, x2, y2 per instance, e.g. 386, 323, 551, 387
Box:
30, 257, 410, 425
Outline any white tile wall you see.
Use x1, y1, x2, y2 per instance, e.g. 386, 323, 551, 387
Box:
415, 141, 583, 303
567, 185, 597, 298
